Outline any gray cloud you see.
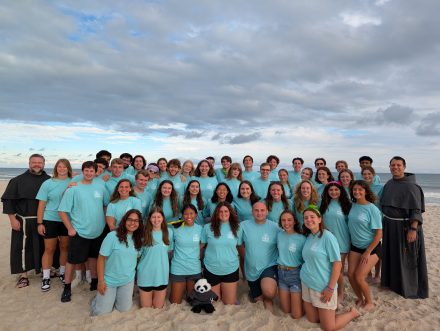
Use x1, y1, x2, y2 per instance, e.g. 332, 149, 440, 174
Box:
375, 104, 414, 125
416, 112, 440, 136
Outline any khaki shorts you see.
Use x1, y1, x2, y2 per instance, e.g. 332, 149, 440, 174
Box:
301, 282, 337, 310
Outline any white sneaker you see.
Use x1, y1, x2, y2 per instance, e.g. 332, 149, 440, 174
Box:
41, 278, 51, 292
71, 274, 81, 289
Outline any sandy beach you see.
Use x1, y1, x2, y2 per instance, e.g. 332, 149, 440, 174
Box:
0, 180, 438, 331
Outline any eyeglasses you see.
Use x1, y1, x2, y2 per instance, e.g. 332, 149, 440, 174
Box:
260, 168, 271, 172
127, 218, 140, 223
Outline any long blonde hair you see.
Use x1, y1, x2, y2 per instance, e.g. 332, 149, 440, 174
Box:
293, 179, 318, 213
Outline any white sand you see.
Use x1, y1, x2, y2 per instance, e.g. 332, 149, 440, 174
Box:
0, 180, 438, 331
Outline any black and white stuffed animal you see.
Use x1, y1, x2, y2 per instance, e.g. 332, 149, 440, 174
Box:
189, 278, 218, 313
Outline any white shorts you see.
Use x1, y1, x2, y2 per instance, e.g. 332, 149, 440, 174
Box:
301, 282, 337, 310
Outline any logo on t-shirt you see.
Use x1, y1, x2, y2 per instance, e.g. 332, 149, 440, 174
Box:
337, 210, 343, 216
193, 234, 200, 242
358, 213, 367, 221
262, 233, 270, 243
311, 242, 319, 252
94, 191, 102, 199
288, 243, 297, 252
227, 231, 235, 239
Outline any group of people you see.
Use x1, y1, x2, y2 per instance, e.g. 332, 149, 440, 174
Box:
1, 151, 429, 331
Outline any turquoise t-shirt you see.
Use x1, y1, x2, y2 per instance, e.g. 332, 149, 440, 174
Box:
300, 230, 341, 292
251, 177, 270, 200
70, 176, 108, 205
171, 224, 202, 276
348, 203, 382, 249
191, 176, 218, 202
150, 198, 181, 223
266, 200, 292, 223
189, 197, 207, 225
201, 222, 242, 275
292, 200, 310, 230
269, 169, 279, 181
134, 189, 152, 217
215, 168, 228, 183
224, 178, 240, 198
232, 198, 253, 223
242, 170, 258, 182
124, 166, 136, 176
239, 220, 280, 281
277, 232, 306, 267
100, 231, 138, 287
287, 171, 301, 191
205, 200, 220, 218
145, 178, 159, 198
36, 178, 70, 222
282, 183, 293, 199
58, 181, 106, 239
322, 200, 350, 253
162, 174, 186, 200
370, 184, 383, 207
106, 196, 142, 226
316, 184, 325, 200
137, 229, 174, 287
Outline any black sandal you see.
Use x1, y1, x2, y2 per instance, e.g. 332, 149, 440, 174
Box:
16, 276, 29, 288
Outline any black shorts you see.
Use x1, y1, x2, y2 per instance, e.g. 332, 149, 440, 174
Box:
43, 220, 68, 239
350, 242, 382, 259
248, 265, 278, 300
67, 231, 106, 264
138, 284, 167, 292
203, 268, 239, 287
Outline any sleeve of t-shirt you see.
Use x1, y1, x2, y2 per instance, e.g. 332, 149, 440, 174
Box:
133, 197, 142, 213
58, 187, 74, 213
106, 203, 116, 217
99, 232, 115, 257
370, 205, 383, 230
36, 180, 50, 201
325, 232, 341, 263
201, 224, 208, 244
168, 228, 174, 251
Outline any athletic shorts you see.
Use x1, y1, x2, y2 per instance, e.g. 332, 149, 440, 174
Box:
43, 220, 68, 239
138, 284, 167, 292
350, 242, 382, 259
302, 282, 337, 310
67, 231, 105, 264
203, 268, 239, 287
248, 265, 278, 299
169, 273, 202, 283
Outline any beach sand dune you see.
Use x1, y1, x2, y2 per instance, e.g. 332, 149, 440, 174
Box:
0, 181, 438, 330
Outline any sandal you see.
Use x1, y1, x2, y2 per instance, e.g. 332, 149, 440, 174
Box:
16, 276, 29, 288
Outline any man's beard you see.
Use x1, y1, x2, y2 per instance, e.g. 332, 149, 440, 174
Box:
29, 168, 43, 175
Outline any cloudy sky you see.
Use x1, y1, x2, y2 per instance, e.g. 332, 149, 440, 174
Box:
1, 0, 439, 172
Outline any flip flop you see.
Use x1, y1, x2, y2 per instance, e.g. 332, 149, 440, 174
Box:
16, 276, 29, 288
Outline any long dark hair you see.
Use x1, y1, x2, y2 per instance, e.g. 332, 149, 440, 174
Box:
143, 207, 170, 246
183, 179, 205, 210
153, 180, 179, 217
315, 166, 335, 184
117, 209, 144, 250
319, 181, 351, 215
210, 202, 239, 238
110, 179, 136, 203
237, 180, 260, 204
211, 182, 233, 203
265, 181, 289, 212
194, 159, 215, 177
278, 210, 301, 234
350, 180, 377, 204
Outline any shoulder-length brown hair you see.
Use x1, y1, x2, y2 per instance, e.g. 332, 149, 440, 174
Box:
117, 209, 144, 250
294, 179, 319, 213
266, 181, 289, 212
143, 207, 170, 247
53, 158, 73, 178
153, 180, 179, 217
110, 179, 136, 203
302, 207, 325, 238
350, 180, 377, 204
210, 202, 239, 238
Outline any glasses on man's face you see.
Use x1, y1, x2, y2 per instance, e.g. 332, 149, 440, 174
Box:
261, 168, 271, 172
127, 218, 140, 223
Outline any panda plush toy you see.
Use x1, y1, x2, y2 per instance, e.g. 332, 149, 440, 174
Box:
189, 278, 219, 313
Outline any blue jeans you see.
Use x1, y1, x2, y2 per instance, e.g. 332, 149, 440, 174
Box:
90, 280, 134, 316
278, 267, 302, 293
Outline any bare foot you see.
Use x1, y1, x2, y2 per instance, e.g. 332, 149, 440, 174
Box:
372, 276, 381, 285
355, 299, 364, 307
363, 303, 375, 312
351, 307, 361, 319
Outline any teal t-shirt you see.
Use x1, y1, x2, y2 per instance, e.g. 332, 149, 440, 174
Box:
106, 196, 142, 226
224, 178, 240, 198
300, 230, 341, 292
251, 177, 270, 200
269, 169, 279, 181
124, 166, 136, 176
292, 200, 310, 230
370, 184, 383, 207
282, 183, 293, 199
242, 170, 258, 182
287, 171, 301, 191
266, 200, 292, 223
105, 173, 135, 197
171, 224, 202, 275
201, 222, 242, 275
277, 232, 306, 267
232, 198, 253, 223
58, 181, 106, 239
137, 229, 174, 287
322, 200, 350, 253
215, 168, 228, 183
36, 178, 70, 222
191, 176, 218, 202
162, 174, 186, 200
239, 220, 280, 281
189, 197, 207, 225
348, 203, 382, 249
100, 231, 138, 287
134, 189, 152, 217
145, 178, 159, 198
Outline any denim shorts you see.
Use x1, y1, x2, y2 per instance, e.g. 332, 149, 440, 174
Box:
277, 266, 302, 293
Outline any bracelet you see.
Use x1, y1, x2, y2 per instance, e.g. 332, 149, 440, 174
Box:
326, 286, 334, 292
